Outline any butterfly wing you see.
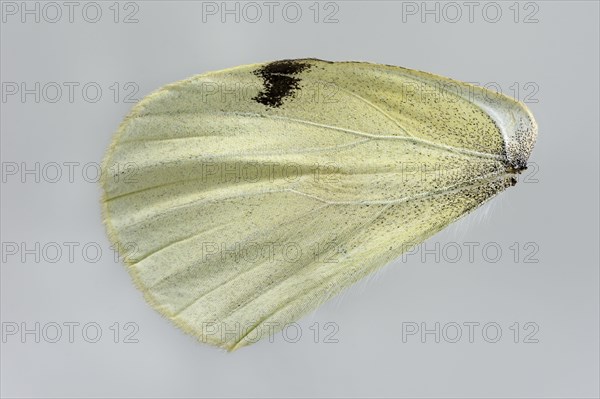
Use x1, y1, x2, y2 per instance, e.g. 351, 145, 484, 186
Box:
101, 59, 537, 350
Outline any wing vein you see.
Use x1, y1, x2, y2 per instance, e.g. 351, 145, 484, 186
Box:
104, 138, 372, 202
228, 202, 395, 348
133, 109, 504, 161
149, 203, 330, 290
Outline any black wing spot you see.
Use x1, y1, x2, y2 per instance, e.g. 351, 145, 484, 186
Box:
253, 59, 312, 108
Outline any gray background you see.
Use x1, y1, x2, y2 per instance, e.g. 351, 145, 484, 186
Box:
1, 1, 598, 397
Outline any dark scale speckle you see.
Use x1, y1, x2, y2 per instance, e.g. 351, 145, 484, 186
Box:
253, 59, 312, 108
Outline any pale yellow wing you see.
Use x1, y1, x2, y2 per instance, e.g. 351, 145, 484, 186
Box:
101, 59, 537, 350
